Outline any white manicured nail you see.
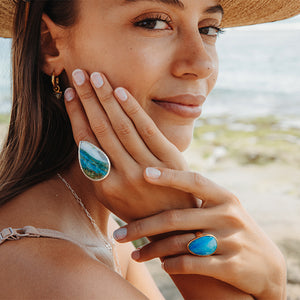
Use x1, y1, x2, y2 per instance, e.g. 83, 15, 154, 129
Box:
64, 88, 75, 102
146, 167, 161, 179
72, 69, 85, 86
91, 72, 104, 88
115, 87, 128, 101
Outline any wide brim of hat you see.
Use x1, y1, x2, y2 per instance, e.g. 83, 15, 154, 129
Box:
1, 0, 300, 38
221, 0, 300, 28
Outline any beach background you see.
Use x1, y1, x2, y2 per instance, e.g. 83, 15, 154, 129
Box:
1, 15, 300, 299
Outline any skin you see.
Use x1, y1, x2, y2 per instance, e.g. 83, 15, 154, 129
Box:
46, 0, 219, 151
0, 0, 286, 299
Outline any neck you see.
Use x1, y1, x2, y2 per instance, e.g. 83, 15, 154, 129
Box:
58, 160, 111, 237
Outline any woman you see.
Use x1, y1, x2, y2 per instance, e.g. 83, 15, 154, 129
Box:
0, 0, 299, 299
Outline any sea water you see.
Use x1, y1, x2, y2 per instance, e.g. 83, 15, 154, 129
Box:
207, 15, 300, 118
0, 16, 299, 117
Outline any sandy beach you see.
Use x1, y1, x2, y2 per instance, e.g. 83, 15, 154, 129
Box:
1, 116, 299, 299
150, 115, 300, 299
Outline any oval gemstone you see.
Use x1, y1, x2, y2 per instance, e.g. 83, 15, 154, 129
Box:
188, 235, 218, 256
79, 141, 110, 181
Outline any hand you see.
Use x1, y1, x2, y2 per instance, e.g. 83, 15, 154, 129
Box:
114, 167, 286, 300
64, 69, 196, 222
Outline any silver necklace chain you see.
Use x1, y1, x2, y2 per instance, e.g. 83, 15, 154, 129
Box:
57, 173, 121, 275
57, 173, 113, 250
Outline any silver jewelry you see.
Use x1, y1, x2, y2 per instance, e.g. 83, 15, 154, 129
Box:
78, 141, 111, 181
57, 173, 121, 274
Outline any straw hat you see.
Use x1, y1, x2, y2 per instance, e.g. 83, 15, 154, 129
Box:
0, 0, 300, 38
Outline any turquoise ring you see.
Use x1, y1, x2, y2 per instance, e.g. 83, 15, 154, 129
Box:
187, 233, 218, 256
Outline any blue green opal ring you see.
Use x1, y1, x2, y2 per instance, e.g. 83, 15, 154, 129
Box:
187, 232, 218, 256
78, 141, 111, 181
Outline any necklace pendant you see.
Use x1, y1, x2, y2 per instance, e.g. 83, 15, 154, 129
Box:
78, 141, 111, 181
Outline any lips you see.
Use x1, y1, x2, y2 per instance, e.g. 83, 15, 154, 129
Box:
152, 94, 206, 118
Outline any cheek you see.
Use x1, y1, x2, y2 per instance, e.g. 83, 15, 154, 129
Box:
65, 38, 163, 105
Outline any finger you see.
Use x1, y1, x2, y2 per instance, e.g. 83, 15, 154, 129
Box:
64, 87, 99, 146
134, 232, 224, 262
113, 209, 216, 243
132, 233, 194, 262
90, 73, 158, 165
162, 255, 250, 298
144, 167, 239, 207
72, 69, 132, 167
162, 254, 224, 277
113, 87, 182, 164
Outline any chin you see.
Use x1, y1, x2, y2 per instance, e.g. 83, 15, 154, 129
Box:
166, 129, 194, 152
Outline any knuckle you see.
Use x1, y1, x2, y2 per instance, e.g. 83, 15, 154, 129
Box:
223, 191, 240, 205
132, 220, 145, 236
79, 89, 95, 102
116, 120, 131, 136
124, 167, 142, 184
177, 256, 192, 273
66, 101, 78, 115
193, 172, 207, 187
222, 205, 244, 229
165, 169, 177, 186
228, 235, 243, 253
170, 235, 184, 252
127, 103, 141, 116
165, 210, 181, 230
230, 194, 241, 205
99, 91, 113, 103
91, 119, 109, 137
224, 256, 241, 278
75, 129, 92, 145
141, 124, 157, 138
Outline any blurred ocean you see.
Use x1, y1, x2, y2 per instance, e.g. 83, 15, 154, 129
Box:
0, 15, 299, 117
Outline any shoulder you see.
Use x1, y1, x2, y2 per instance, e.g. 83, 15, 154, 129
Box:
0, 237, 147, 300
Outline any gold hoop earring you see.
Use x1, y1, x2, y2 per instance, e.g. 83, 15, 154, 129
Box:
51, 72, 62, 100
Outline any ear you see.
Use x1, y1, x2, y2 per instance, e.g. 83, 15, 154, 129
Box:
40, 13, 66, 76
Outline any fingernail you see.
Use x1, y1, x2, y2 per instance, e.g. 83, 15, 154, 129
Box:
91, 72, 104, 88
72, 69, 85, 86
113, 227, 127, 241
64, 88, 75, 102
146, 167, 161, 179
131, 250, 140, 261
115, 87, 128, 101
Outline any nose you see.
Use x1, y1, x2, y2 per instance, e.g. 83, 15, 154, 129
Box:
171, 30, 216, 80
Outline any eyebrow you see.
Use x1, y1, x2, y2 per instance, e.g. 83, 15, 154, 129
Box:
205, 4, 224, 15
123, 0, 224, 15
123, 0, 184, 10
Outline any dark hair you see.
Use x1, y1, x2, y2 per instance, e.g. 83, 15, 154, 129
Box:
0, 0, 78, 205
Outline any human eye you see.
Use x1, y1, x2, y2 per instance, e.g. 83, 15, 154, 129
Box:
199, 26, 224, 37
132, 13, 172, 31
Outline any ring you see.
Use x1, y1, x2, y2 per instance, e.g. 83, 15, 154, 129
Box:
187, 232, 218, 256
78, 141, 111, 181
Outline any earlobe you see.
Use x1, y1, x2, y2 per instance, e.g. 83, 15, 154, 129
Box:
40, 13, 65, 76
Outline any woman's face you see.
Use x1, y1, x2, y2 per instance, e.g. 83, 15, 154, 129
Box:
62, 0, 222, 151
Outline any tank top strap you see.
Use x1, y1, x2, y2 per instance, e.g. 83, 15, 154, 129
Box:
0, 226, 97, 249
0, 225, 119, 274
